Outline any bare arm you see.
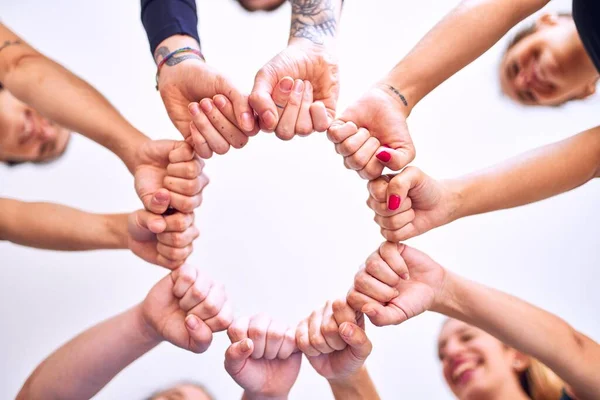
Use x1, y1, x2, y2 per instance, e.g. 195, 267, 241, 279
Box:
438, 272, 600, 400
0, 198, 127, 250
450, 126, 600, 220
382, 0, 549, 113
329, 366, 380, 400
0, 23, 148, 172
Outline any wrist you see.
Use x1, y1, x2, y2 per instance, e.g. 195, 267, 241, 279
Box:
378, 68, 421, 117
431, 270, 463, 318
373, 81, 411, 119
242, 392, 288, 400
154, 35, 201, 65
118, 132, 149, 174
327, 365, 367, 387
131, 303, 164, 347
104, 213, 129, 249
441, 178, 467, 223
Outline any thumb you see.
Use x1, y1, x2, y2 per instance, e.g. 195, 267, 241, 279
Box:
250, 69, 279, 132
224, 338, 254, 376
375, 145, 416, 172
339, 322, 372, 361
135, 209, 167, 234
144, 188, 170, 214
386, 166, 423, 212
184, 314, 213, 354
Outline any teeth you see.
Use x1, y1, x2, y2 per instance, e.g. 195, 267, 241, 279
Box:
452, 361, 477, 382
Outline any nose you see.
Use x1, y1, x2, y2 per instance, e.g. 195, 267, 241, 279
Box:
513, 71, 530, 91
444, 339, 466, 362
37, 118, 57, 141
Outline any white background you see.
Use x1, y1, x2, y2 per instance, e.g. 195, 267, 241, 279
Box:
1, 0, 599, 398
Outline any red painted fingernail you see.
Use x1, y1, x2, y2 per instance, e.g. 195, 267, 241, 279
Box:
388, 195, 401, 210
376, 151, 391, 163
382, 144, 392, 148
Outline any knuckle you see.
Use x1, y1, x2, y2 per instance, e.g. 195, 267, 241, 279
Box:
365, 259, 381, 276
321, 322, 338, 337
202, 300, 219, 316
309, 333, 326, 348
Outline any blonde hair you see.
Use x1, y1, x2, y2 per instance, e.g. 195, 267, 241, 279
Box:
523, 358, 565, 400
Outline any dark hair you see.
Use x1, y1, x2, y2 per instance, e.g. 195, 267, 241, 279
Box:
2, 135, 71, 167
506, 12, 573, 52
235, 0, 287, 12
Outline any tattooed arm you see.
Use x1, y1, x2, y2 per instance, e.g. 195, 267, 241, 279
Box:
0, 23, 148, 172
289, 0, 342, 47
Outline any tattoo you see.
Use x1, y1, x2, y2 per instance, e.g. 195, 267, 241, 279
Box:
0, 40, 22, 54
154, 46, 201, 66
290, 0, 337, 45
386, 85, 408, 107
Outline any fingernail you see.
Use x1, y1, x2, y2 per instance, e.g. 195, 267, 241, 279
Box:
293, 80, 304, 94
262, 110, 276, 127
200, 99, 213, 113
241, 339, 251, 352
185, 315, 199, 330
213, 95, 226, 109
388, 195, 401, 210
280, 78, 294, 92
340, 323, 354, 337
376, 150, 392, 163
241, 112, 253, 131
154, 191, 168, 203
188, 103, 200, 116
400, 273, 410, 281
393, 289, 400, 297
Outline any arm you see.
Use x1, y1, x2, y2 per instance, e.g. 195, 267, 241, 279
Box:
383, 0, 550, 113
0, 198, 127, 251
439, 272, 600, 400
0, 24, 148, 173
329, 366, 380, 400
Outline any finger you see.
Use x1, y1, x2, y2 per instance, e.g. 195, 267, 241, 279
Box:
275, 79, 304, 141
295, 318, 319, 357
168, 192, 203, 214
156, 242, 193, 262
204, 300, 234, 332
374, 209, 416, 231
335, 128, 370, 157
367, 176, 391, 203
346, 289, 383, 315
338, 322, 372, 360
179, 274, 214, 311
213, 94, 259, 138
189, 121, 213, 159
327, 121, 359, 144
168, 141, 196, 163
353, 269, 399, 303
308, 308, 334, 354
364, 252, 402, 287
358, 152, 386, 180
382, 223, 420, 242
272, 76, 294, 116
248, 314, 271, 359
264, 320, 287, 360
332, 299, 358, 326
171, 263, 198, 297
204, 96, 249, 149
144, 188, 170, 214
367, 196, 412, 218
134, 209, 167, 234
375, 146, 416, 172
344, 136, 380, 171
189, 101, 231, 155
157, 225, 199, 248
387, 166, 425, 211
156, 255, 185, 270
249, 71, 282, 132
295, 80, 314, 137
167, 158, 205, 180
188, 283, 227, 320
362, 302, 409, 327
228, 316, 250, 343
310, 101, 330, 132
321, 301, 347, 351
278, 327, 298, 359
220, 82, 256, 135
224, 338, 254, 376
163, 175, 207, 196
184, 315, 213, 353
164, 212, 195, 232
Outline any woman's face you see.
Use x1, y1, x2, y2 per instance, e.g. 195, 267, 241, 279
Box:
500, 14, 596, 106
438, 320, 524, 400
0, 89, 71, 163
151, 383, 212, 400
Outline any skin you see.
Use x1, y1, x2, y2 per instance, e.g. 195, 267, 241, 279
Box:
0, 89, 71, 162
500, 13, 599, 106
150, 383, 213, 400
438, 320, 530, 400
236, 0, 287, 12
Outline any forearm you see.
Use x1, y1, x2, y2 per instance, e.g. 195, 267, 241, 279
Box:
382, 0, 548, 113
449, 126, 600, 220
0, 198, 128, 251
288, 0, 343, 48
328, 366, 380, 400
242, 393, 287, 400
436, 272, 600, 400
17, 304, 161, 400
0, 25, 147, 172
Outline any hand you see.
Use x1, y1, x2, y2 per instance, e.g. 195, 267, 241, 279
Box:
296, 299, 372, 381
141, 264, 233, 353
158, 56, 257, 157
225, 314, 301, 399
250, 42, 339, 136
347, 242, 447, 326
127, 209, 198, 269
327, 85, 414, 180
367, 167, 461, 241
134, 140, 208, 214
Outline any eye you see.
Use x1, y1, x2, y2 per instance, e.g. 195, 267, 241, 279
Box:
460, 332, 474, 342
511, 62, 519, 78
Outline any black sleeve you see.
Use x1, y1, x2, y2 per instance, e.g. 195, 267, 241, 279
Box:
140, 0, 200, 56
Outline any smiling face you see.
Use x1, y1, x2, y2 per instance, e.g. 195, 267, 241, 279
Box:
437, 320, 528, 400
0, 88, 71, 164
236, 0, 287, 12
500, 13, 598, 106
150, 383, 213, 400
